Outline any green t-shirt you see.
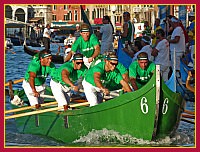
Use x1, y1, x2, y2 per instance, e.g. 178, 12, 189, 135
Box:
104, 63, 128, 90
129, 61, 155, 89
85, 61, 123, 88
51, 61, 88, 87
71, 34, 100, 58
24, 58, 56, 86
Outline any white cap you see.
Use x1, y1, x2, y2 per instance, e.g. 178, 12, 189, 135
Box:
76, 24, 80, 27
188, 12, 195, 17
171, 17, 179, 23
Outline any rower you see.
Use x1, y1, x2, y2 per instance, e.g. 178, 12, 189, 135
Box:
50, 53, 87, 111
82, 54, 132, 107
129, 52, 156, 91
64, 23, 100, 68
22, 49, 55, 109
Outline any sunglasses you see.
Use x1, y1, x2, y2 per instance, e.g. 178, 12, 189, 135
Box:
76, 62, 84, 65
110, 62, 118, 66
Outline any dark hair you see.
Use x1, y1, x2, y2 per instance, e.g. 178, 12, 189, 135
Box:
46, 24, 50, 28
156, 29, 165, 37
123, 12, 130, 17
134, 40, 143, 50
103, 15, 114, 34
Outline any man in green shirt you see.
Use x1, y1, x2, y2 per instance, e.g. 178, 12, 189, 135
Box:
50, 53, 87, 111
22, 49, 55, 108
64, 23, 100, 68
121, 12, 135, 46
82, 54, 132, 106
129, 52, 155, 90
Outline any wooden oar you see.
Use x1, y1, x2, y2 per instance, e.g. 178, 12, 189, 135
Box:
5, 106, 63, 120
5, 101, 58, 114
69, 102, 89, 108
5, 78, 24, 87
184, 109, 195, 115
5, 102, 90, 120
182, 113, 195, 119
181, 118, 195, 124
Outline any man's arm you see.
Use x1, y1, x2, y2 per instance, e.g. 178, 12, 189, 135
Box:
130, 77, 138, 91
88, 45, 100, 63
120, 79, 132, 92
121, 23, 128, 38
168, 36, 180, 43
29, 72, 39, 97
94, 72, 109, 95
64, 51, 74, 62
62, 69, 78, 91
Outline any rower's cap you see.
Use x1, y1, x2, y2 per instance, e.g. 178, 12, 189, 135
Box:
72, 53, 83, 60
76, 24, 80, 27
106, 54, 118, 61
188, 12, 195, 17
137, 52, 149, 60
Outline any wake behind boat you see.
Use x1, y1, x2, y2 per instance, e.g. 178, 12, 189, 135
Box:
5, 66, 185, 143
24, 45, 64, 64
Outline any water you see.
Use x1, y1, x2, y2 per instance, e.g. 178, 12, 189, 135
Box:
5, 44, 195, 147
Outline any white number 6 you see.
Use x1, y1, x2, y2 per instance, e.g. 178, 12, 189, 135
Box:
140, 97, 148, 114
162, 98, 169, 114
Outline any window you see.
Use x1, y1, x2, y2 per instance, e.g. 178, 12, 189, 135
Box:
74, 10, 78, 21
64, 14, 68, 21
64, 5, 68, 10
53, 5, 57, 10
52, 14, 56, 21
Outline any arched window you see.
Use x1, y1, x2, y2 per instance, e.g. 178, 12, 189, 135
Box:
15, 8, 25, 22
5, 5, 12, 19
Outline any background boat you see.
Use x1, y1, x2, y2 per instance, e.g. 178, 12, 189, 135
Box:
24, 45, 64, 64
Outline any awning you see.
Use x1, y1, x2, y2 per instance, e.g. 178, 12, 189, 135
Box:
5, 23, 26, 28
29, 17, 43, 22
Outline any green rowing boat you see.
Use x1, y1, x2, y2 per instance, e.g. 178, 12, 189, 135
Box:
5, 66, 184, 143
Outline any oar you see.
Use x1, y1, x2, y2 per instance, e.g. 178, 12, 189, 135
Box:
184, 109, 195, 115
5, 101, 58, 114
5, 102, 90, 120
5, 78, 24, 87
5, 106, 63, 120
181, 118, 195, 124
182, 113, 195, 119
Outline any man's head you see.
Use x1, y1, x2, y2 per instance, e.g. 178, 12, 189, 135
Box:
171, 17, 179, 28
80, 23, 90, 41
141, 36, 151, 46
123, 12, 130, 22
46, 24, 50, 29
72, 53, 84, 70
39, 49, 52, 66
156, 28, 165, 39
137, 52, 149, 70
105, 54, 118, 72
155, 18, 160, 27
76, 24, 80, 30
188, 12, 195, 22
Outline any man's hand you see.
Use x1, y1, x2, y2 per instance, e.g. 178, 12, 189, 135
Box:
88, 57, 94, 63
32, 90, 40, 97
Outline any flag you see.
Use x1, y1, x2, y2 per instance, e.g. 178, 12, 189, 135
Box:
179, 6, 187, 28
116, 39, 132, 69
158, 5, 167, 29
80, 5, 93, 34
